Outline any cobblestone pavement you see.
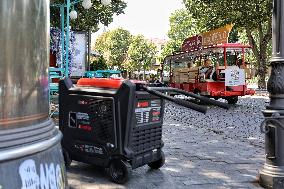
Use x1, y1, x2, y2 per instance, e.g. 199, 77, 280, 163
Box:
67, 94, 268, 189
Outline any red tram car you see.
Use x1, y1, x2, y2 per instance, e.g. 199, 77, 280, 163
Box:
163, 42, 255, 104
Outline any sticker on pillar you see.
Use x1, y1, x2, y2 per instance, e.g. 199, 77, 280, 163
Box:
19, 159, 39, 189
18, 159, 65, 189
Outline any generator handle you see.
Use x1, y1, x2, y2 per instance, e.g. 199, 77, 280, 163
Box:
147, 87, 230, 110
143, 87, 207, 114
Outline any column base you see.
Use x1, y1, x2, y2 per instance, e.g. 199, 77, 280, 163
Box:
0, 119, 67, 189
259, 163, 284, 189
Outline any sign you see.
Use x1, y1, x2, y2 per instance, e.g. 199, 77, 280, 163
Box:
70, 32, 87, 77
68, 112, 91, 129
181, 35, 202, 52
201, 24, 233, 46
225, 66, 245, 86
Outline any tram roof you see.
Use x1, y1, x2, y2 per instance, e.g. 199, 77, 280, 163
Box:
164, 43, 252, 63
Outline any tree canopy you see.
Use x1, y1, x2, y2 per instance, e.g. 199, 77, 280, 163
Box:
94, 28, 132, 69
126, 35, 157, 75
50, 0, 127, 32
161, 9, 202, 58
90, 56, 108, 71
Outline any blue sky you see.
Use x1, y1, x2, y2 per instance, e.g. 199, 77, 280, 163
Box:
94, 0, 184, 40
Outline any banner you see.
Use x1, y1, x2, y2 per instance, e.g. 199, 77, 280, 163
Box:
181, 35, 202, 52
201, 24, 233, 46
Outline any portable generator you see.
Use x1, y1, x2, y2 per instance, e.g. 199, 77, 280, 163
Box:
59, 77, 228, 183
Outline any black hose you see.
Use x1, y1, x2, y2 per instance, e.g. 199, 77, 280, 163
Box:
147, 87, 230, 110
143, 87, 207, 114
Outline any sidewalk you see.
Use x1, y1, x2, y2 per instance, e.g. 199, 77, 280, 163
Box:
67, 97, 265, 189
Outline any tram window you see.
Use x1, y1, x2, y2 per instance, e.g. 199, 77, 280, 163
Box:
215, 53, 225, 66
226, 51, 242, 66
226, 53, 237, 66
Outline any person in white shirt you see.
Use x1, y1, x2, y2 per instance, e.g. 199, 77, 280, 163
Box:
200, 59, 213, 80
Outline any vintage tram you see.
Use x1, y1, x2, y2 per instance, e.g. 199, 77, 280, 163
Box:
162, 26, 255, 104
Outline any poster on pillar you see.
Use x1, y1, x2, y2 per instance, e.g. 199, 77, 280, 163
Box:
70, 32, 88, 77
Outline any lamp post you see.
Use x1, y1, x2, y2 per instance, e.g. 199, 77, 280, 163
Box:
259, 0, 284, 188
52, 0, 111, 78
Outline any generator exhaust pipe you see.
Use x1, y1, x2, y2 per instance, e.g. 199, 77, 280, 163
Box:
146, 87, 230, 110
143, 87, 207, 113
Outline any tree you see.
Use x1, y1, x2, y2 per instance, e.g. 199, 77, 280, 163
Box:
126, 35, 157, 80
94, 30, 109, 52
50, 0, 127, 32
161, 9, 202, 58
184, 0, 272, 88
94, 28, 132, 69
90, 56, 108, 71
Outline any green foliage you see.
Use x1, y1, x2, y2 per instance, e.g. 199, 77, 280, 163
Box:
184, 0, 272, 30
161, 41, 178, 59
50, 0, 127, 32
161, 9, 202, 59
94, 31, 109, 52
126, 35, 157, 72
94, 28, 132, 69
238, 29, 272, 66
90, 56, 108, 71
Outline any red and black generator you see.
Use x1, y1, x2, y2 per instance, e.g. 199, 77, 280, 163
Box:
59, 77, 227, 183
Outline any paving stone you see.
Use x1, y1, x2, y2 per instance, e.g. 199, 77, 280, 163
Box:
66, 95, 267, 188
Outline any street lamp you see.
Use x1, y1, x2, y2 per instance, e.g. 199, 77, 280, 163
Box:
70, 0, 111, 19
101, 0, 111, 6
259, 0, 284, 188
82, 0, 92, 9
69, 9, 77, 20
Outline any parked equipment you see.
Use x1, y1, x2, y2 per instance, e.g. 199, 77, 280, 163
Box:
59, 77, 228, 183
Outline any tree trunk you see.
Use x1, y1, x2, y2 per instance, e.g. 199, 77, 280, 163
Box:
258, 59, 267, 89
246, 24, 272, 89
143, 69, 146, 81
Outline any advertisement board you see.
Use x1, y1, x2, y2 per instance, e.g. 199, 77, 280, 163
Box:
70, 32, 87, 77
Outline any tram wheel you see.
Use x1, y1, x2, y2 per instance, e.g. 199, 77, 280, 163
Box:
227, 96, 238, 104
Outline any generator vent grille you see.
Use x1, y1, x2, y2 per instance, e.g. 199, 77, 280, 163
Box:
89, 99, 114, 144
131, 125, 162, 155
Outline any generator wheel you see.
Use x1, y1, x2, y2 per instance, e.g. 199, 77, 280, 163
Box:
63, 148, 72, 168
148, 151, 165, 169
227, 96, 238, 104
109, 159, 132, 184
